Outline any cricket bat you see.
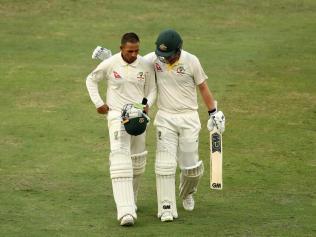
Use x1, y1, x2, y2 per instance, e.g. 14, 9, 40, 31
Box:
210, 101, 223, 190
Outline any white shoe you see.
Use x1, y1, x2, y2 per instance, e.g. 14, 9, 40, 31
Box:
183, 194, 195, 211
120, 214, 134, 226
160, 211, 173, 222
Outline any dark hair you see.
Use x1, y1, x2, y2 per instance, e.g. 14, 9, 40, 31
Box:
121, 32, 140, 45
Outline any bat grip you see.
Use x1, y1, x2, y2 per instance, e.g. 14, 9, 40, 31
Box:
142, 97, 148, 105
214, 100, 218, 110
142, 97, 148, 114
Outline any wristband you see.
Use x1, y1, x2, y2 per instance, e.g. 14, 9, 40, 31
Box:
208, 108, 217, 116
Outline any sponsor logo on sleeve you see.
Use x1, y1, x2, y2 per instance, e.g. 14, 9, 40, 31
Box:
155, 63, 163, 72
113, 71, 121, 79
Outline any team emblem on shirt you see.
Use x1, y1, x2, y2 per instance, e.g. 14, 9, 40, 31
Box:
137, 72, 145, 80
155, 63, 163, 72
176, 66, 185, 75
113, 71, 122, 79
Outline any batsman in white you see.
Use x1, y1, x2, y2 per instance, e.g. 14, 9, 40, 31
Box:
86, 32, 156, 226
92, 29, 225, 222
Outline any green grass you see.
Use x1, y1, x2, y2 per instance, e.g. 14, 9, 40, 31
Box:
1, 0, 315, 236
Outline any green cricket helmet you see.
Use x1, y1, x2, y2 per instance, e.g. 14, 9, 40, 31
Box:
155, 29, 183, 58
121, 104, 149, 136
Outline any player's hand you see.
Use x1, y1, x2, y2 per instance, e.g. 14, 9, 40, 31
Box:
97, 104, 109, 114
143, 104, 149, 114
92, 46, 112, 61
207, 111, 225, 133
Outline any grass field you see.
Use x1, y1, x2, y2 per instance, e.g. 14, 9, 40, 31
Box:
1, 0, 315, 236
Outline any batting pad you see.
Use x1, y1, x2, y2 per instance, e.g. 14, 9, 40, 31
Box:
131, 151, 147, 176
155, 151, 178, 218
109, 151, 136, 220
112, 177, 137, 220
179, 160, 204, 199
131, 151, 147, 203
156, 174, 178, 219
109, 151, 133, 179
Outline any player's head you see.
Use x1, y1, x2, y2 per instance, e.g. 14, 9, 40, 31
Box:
120, 32, 140, 64
155, 29, 183, 64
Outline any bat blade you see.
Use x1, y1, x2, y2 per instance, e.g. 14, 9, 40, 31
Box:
210, 130, 223, 190
210, 100, 223, 190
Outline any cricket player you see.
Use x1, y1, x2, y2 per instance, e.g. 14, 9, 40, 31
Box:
144, 29, 225, 222
91, 29, 225, 222
85, 32, 156, 226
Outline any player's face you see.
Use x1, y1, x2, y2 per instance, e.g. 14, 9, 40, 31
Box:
158, 51, 181, 65
121, 42, 139, 64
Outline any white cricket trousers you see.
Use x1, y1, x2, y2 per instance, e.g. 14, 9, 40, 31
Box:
106, 110, 147, 220
154, 110, 201, 168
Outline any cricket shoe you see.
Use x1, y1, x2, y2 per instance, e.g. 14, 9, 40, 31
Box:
160, 211, 173, 222
120, 214, 134, 226
182, 194, 195, 211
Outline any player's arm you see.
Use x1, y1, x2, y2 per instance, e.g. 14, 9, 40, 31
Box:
143, 59, 157, 114
198, 81, 216, 111
198, 82, 225, 133
86, 61, 109, 114
192, 54, 225, 133
192, 55, 215, 111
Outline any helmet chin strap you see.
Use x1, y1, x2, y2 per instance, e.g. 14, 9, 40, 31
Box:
157, 50, 181, 65
158, 56, 168, 64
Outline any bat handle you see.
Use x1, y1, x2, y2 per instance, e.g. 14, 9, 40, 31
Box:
142, 97, 148, 105
142, 97, 148, 114
214, 100, 218, 110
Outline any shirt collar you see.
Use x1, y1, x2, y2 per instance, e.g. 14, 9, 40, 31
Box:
119, 54, 140, 67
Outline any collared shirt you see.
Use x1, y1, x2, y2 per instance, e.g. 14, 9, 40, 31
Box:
86, 53, 156, 112
143, 50, 207, 113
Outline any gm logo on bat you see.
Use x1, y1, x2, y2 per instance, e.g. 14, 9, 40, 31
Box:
212, 183, 222, 189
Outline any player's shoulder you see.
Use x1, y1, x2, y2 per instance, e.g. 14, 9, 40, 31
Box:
181, 50, 199, 61
107, 52, 121, 63
96, 52, 120, 69
181, 50, 202, 68
138, 53, 156, 71
142, 52, 157, 64
138, 55, 151, 67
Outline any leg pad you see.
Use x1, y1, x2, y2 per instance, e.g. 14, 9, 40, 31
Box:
179, 160, 204, 199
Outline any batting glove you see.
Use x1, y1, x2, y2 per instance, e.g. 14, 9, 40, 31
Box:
207, 110, 225, 133
92, 46, 112, 61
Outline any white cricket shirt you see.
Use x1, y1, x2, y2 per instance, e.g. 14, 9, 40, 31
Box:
143, 50, 208, 113
86, 53, 156, 112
